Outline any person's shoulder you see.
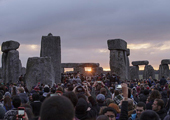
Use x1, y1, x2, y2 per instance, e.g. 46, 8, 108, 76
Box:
4, 109, 17, 118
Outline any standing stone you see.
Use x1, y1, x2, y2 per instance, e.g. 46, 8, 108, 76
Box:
1, 40, 22, 84
40, 34, 61, 83
5, 50, 21, 83
159, 64, 169, 79
91, 67, 98, 76
2, 52, 7, 83
25, 57, 55, 91
107, 39, 128, 81
98, 67, 103, 75
1, 40, 20, 53
21, 67, 26, 75
0, 67, 2, 82
74, 67, 85, 74
143, 65, 155, 79
129, 66, 139, 80
61, 67, 64, 74
126, 49, 130, 80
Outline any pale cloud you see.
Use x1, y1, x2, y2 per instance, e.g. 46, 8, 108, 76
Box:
97, 49, 109, 53
128, 43, 151, 49
155, 41, 170, 50
19, 44, 40, 52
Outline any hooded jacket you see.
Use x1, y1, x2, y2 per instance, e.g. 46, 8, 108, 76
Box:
156, 108, 167, 120
75, 96, 99, 120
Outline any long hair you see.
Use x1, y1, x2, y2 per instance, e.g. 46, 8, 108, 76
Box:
4, 96, 12, 111
11, 87, 17, 97
148, 90, 161, 102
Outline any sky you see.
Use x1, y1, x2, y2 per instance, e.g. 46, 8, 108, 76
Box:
1, 0, 170, 71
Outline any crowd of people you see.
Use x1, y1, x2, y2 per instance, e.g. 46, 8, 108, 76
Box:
0, 72, 170, 120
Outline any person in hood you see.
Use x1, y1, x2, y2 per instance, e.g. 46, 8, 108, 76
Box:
75, 85, 99, 120
152, 99, 167, 120
40, 85, 50, 102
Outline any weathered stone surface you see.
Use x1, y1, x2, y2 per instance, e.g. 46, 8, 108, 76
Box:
132, 61, 149, 66
40, 35, 61, 83
74, 67, 85, 74
61, 63, 99, 68
107, 39, 127, 50
2, 50, 21, 83
21, 67, 26, 75
2, 53, 7, 83
61, 68, 64, 73
91, 67, 98, 75
107, 39, 128, 81
159, 64, 169, 79
143, 65, 155, 79
98, 67, 103, 75
126, 56, 130, 80
1, 40, 20, 52
0, 68, 2, 81
78, 63, 99, 67
109, 50, 127, 81
161, 59, 170, 65
126, 49, 130, 56
129, 66, 139, 80
25, 57, 55, 91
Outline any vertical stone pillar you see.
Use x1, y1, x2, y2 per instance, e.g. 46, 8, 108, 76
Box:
126, 49, 130, 80
2, 53, 7, 83
107, 39, 127, 81
40, 33, 61, 83
91, 67, 98, 75
25, 57, 55, 91
74, 67, 85, 74
61, 67, 64, 73
0, 67, 2, 82
1, 41, 21, 84
143, 65, 155, 79
98, 67, 103, 75
129, 66, 139, 80
159, 64, 169, 79
6, 50, 21, 83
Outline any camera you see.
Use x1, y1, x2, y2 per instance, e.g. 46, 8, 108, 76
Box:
18, 107, 25, 119
50, 93, 58, 97
76, 86, 85, 93
97, 81, 102, 83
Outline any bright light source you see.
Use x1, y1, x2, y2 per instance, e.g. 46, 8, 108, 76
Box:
85, 67, 91, 72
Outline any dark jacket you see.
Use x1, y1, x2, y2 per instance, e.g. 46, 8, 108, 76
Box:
156, 108, 167, 120
0, 103, 5, 119
75, 96, 99, 120
18, 93, 28, 104
30, 101, 42, 117
139, 91, 148, 103
160, 78, 167, 86
146, 100, 154, 110
119, 101, 128, 120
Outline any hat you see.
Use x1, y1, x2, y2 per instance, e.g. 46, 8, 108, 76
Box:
108, 103, 120, 113
5, 92, 11, 98
34, 86, 40, 91
75, 98, 89, 114
146, 87, 150, 90
96, 94, 105, 102
44, 85, 50, 92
